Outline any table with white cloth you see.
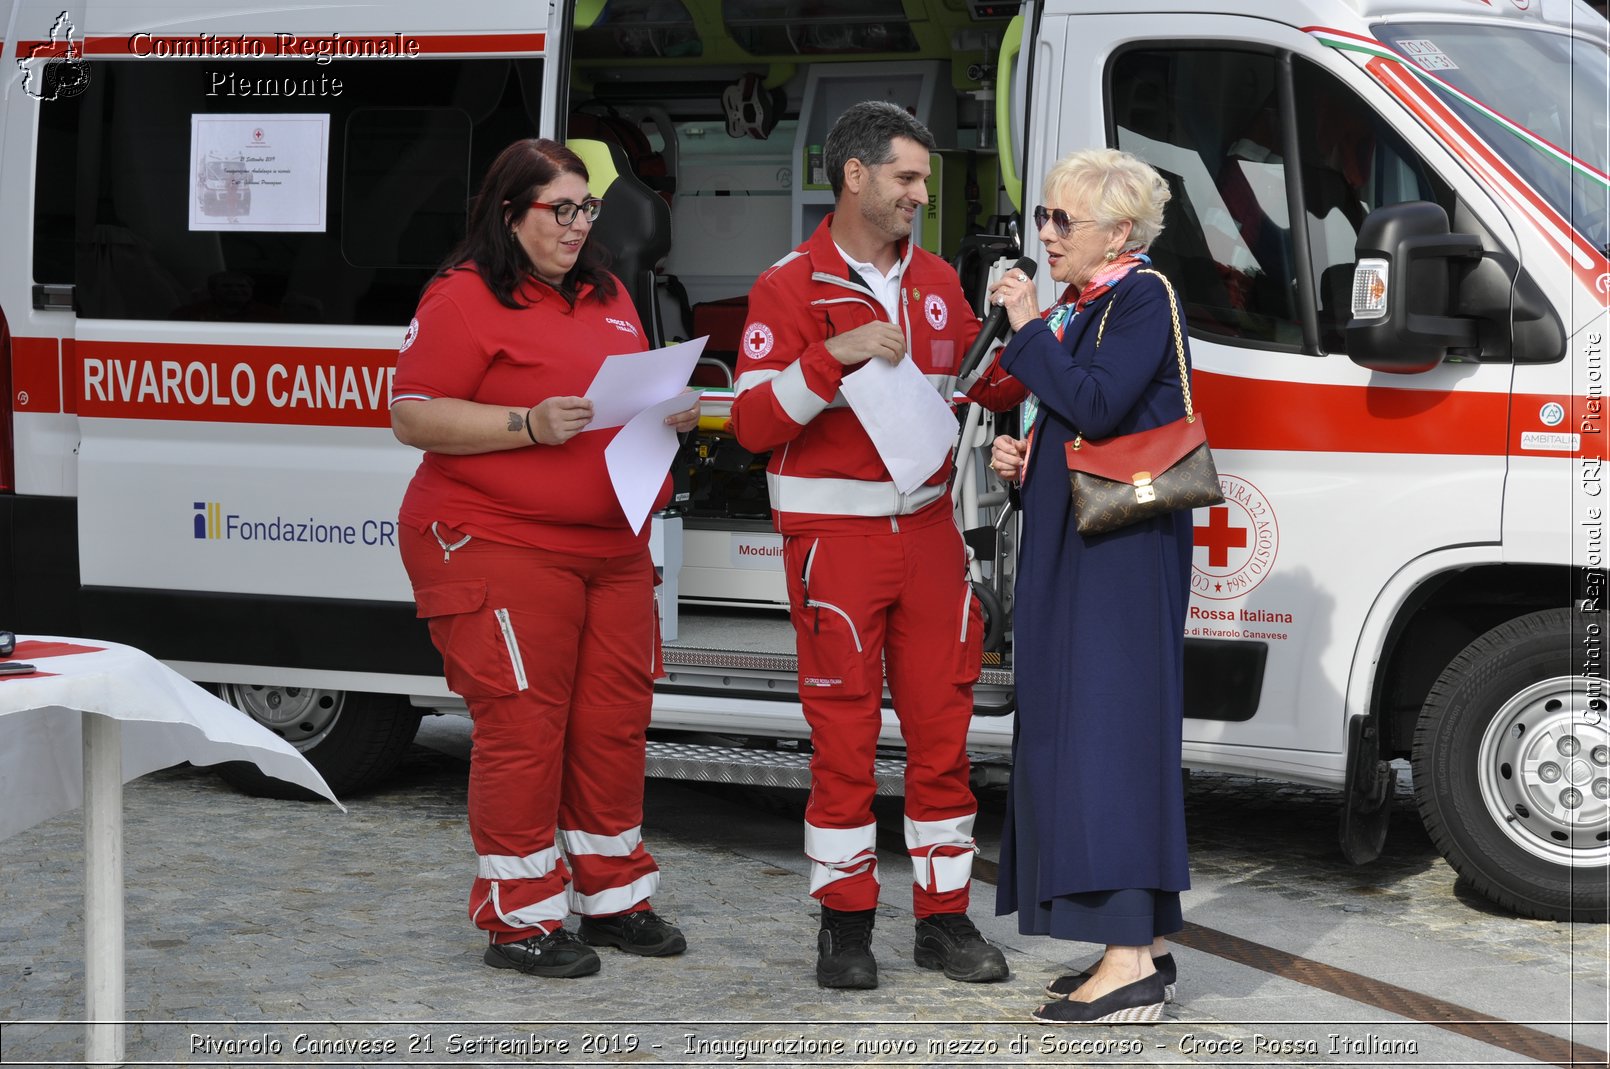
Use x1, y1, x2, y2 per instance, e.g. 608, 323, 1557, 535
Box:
0, 637, 342, 1067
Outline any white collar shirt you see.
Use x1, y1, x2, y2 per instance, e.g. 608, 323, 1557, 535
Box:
834, 241, 902, 323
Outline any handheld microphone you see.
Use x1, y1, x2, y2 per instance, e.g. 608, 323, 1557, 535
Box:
958, 257, 1036, 380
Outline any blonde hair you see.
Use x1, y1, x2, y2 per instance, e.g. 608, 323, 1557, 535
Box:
1043, 148, 1171, 248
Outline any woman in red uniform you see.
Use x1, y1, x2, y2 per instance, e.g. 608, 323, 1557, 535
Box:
391, 138, 698, 978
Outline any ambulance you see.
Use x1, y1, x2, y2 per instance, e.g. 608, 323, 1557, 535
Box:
0, 0, 1604, 922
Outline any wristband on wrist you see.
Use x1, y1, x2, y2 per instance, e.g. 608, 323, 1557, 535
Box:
525, 406, 540, 445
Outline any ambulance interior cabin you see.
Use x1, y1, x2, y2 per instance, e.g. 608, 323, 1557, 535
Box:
565, 0, 1019, 538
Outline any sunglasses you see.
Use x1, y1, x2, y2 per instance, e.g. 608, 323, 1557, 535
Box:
530, 198, 604, 226
1033, 205, 1097, 238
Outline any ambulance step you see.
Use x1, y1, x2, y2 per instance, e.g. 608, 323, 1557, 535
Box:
643, 739, 906, 795
661, 644, 1013, 687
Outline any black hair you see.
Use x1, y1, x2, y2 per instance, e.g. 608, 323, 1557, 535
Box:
823, 101, 937, 199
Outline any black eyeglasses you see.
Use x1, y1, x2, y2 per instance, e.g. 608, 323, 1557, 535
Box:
1033, 205, 1096, 238
530, 198, 604, 226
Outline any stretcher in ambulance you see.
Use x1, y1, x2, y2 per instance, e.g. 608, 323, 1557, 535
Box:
0, 0, 1603, 921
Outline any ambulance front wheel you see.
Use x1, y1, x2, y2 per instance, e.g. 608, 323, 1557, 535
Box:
1413, 608, 1607, 922
212, 685, 422, 800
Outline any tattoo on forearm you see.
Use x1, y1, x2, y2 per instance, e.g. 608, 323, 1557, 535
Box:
508, 411, 525, 433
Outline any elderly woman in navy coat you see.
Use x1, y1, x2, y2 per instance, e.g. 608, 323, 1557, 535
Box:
987, 148, 1193, 1025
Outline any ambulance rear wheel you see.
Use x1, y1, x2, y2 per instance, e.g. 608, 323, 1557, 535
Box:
1412, 608, 1608, 922
213, 685, 421, 800
972, 581, 1007, 653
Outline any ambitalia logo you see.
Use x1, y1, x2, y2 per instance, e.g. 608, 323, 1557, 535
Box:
193, 501, 397, 547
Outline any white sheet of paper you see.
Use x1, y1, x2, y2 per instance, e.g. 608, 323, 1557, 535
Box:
838, 355, 959, 494
188, 113, 330, 232
584, 337, 707, 430
605, 391, 700, 534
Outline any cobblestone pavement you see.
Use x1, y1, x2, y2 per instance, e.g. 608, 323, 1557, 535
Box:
0, 717, 1604, 1068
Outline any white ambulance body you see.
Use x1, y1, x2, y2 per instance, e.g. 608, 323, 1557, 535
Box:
0, 0, 1603, 920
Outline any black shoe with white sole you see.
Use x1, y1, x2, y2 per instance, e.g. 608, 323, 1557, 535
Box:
484, 928, 601, 978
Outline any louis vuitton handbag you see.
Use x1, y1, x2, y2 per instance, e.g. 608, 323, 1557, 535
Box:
1064, 269, 1223, 536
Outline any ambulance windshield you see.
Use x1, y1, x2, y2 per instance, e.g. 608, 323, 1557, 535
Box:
1374, 22, 1608, 255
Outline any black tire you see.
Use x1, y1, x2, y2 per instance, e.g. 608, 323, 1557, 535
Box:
1412, 608, 1609, 922
213, 686, 422, 801
971, 581, 1007, 653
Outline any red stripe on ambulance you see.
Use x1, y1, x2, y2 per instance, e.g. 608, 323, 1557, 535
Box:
11, 337, 61, 414
15, 32, 547, 58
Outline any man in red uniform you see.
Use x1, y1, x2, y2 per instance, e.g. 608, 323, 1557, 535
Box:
731, 101, 1023, 989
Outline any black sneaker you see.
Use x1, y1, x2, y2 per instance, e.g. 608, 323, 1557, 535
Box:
483, 927, 601, 978
579, 910, 687, 957
817, 906, 878, 989
913, 913, 1010, 983
1046, 952, 1177, 1002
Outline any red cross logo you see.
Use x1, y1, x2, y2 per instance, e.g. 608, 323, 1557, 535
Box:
1194, 506, 1247, 568
743, 322, 774, 360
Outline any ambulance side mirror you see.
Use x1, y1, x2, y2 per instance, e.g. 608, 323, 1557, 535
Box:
1345, 201, 1483, 374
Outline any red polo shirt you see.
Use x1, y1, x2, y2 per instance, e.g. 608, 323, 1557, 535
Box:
393, 265, 669, 556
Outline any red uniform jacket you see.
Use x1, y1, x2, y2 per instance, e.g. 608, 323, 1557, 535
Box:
731, 216, 1025, 536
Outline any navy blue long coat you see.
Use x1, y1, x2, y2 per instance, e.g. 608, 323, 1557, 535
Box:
994, 268, 1193, 926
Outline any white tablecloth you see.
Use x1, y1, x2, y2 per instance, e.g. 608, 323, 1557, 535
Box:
0, 636, 341, 839
0, 635, 341, 1066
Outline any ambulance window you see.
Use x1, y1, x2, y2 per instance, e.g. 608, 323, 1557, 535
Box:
1292, 59, 1454, 353
61, 58, 541, 326
343, 109, 474, 269
32, 89, 80, 286
1111, 49, 1302, 349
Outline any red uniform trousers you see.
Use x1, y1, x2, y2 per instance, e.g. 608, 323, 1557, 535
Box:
784, 513, 986, 918
400, 523, 662, 942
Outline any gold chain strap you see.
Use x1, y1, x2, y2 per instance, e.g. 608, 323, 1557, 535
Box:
1090, 268, 1192, 419
1075, 268, 1192, 450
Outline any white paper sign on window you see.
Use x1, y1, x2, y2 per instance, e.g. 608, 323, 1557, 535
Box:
188, 114, 329, 232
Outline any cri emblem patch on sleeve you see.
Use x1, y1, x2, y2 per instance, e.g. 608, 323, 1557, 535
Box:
743, 322, 775, 359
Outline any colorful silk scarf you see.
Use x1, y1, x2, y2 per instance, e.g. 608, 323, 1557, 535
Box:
1018, 250, 1151, 456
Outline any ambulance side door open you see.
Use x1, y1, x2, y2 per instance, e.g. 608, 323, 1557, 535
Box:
1046, 12, 1520, 773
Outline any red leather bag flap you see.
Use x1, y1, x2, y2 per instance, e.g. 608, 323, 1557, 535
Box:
1064, 412, 1210, 482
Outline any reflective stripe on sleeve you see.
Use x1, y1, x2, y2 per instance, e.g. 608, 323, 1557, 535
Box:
770, 360, 831, 425
734, 368, 780, 396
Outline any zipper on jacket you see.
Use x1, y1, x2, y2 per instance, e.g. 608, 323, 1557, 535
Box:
958, 587, 972, 644
651, 592, 661, 674
800, 539, 820, 633
493, 608, 529, 690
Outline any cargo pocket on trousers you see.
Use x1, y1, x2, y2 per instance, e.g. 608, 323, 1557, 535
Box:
413, 578, 526, 699
951, 586, 985, 686
796, 597, 871, 698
